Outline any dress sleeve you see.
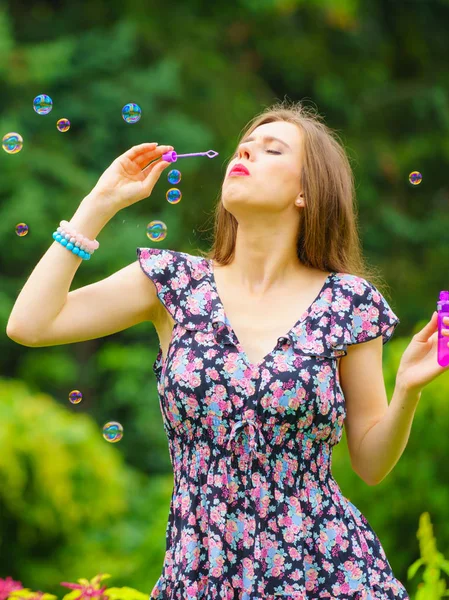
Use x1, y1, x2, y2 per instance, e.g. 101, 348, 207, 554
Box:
348, 277, 400, 346
136, 247, 210, 331
136, 247, 188, 325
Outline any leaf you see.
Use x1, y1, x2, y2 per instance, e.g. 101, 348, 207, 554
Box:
104, 587, 148, 600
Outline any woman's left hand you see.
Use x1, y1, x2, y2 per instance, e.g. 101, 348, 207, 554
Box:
397, 311, 449, 393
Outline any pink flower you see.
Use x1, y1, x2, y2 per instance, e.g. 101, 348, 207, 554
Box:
60, 575, 108, 600
60, 584, 107, 600
0, 578, 23, 600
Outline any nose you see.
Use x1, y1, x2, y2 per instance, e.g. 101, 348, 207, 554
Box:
237, 143, 251, 160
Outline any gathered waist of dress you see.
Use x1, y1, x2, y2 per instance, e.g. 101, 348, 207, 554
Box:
166, 415, 338, 450
167, 420, 339, 491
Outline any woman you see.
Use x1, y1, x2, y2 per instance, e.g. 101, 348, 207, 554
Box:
7, 100, 447, 599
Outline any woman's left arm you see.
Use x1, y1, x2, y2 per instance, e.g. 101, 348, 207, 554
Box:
357, 310, 448, 485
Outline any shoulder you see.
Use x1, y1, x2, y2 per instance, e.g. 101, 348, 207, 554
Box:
136, 248, 208, 278
333, 272, 400, 346
332, 272, 386, 306
136, 248, 212, 331
333, 272, 394, 310
333, 272, 372, 290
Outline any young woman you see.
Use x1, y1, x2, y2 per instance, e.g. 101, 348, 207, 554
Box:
8, 100, 446, 599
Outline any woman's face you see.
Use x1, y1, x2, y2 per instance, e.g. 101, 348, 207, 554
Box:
221, 120, 304, 219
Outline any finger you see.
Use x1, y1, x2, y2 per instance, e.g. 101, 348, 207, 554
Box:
122, 143, 173, 167
414, 312, 438, 342
122, 142, 158, 162
141, 158, 171, 195
141, 154, 171, 175
136, 145, 174, 169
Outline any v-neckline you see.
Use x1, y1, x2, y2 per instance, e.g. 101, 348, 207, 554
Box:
208, 259, 336, 370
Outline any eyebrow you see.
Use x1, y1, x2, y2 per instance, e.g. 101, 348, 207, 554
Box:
239, 135, 292, 150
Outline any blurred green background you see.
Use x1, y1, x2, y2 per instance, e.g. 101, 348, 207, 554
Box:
1, 0, 449, 597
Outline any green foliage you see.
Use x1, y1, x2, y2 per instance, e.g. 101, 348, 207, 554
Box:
9, 591, 57, 600
0, 379, 173, 593
7, 573, 149, 600
408, 513, 449, 599
104, 588, 148, 600
0, 378, 128, 548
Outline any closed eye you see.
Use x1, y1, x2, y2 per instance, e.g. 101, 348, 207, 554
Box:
231, 149, 281, 158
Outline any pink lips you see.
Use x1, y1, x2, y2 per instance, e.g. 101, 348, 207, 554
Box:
229, 163, 250, 176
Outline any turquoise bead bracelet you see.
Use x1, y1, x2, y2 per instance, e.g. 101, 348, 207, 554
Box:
52, 231, 92, 260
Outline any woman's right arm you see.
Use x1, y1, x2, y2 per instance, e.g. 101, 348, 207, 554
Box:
6, 196, 161, 347
6, 142, 173, 347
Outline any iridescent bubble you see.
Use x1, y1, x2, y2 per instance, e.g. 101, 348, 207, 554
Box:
168, 169, 182, 184
409, 171, 422, 185
57, 118, 71, 132
122, 103, 141, 124
166, 188, 182, 204
33, 94, 53, 115
15, 223, 28, 236
146, 220, 167, 242
69, 390, 83, 404
2, 132, 23, 154
103, 421, 123, 443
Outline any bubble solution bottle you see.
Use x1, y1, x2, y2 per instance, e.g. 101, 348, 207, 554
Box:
437, 291, 449, 367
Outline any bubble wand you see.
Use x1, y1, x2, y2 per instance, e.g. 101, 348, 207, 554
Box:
162, 149, 218, 163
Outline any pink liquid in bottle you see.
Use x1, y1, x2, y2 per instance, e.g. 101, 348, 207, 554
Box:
437, 291, 449, 367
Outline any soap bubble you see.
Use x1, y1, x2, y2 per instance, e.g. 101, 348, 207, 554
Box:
122, 103, 141, 124
57, 118, 71, 132
33, 94, 53, 115
168, 169, 182, 184
3, 132, 23, 154
166, 188, 182, 204
15, 223, 28, 236
409, 171, 422, 185
146, 220, 167, 242
103, 421, 123, 443
69, 390, 83, 404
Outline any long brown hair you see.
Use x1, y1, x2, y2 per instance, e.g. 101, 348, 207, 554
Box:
196, 99, 390, 298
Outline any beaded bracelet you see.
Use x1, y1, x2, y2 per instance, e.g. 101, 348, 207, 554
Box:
52, 220, 100, 261
52, 231, 91, 260
60, 220, 99, 252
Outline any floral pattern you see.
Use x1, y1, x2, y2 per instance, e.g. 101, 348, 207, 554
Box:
137, 247, 408, 600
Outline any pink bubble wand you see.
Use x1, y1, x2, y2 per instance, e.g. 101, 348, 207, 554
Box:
162, 149, 218, 163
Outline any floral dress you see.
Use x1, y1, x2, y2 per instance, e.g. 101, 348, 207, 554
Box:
137, 247, 410, 600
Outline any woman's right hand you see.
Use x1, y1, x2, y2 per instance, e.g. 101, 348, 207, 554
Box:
90, 142, 175, 213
